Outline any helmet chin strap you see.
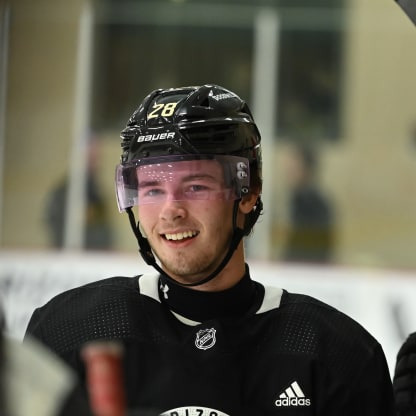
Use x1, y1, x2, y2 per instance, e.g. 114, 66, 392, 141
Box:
125, 202, 244, 287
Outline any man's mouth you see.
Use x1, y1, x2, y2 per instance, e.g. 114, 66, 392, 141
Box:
163, 231, 199, 241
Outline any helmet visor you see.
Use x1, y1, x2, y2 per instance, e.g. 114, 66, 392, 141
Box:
115, 154, 250, 212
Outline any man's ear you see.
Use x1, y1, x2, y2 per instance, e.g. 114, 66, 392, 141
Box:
239, 190, 260, 214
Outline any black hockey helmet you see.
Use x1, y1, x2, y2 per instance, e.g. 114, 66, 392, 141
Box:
119, 84, 261, 166
116, 85, 263, 287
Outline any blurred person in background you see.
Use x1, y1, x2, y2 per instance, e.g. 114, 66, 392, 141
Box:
393, 332, 416, 416
44, 134, 114, 250
26, 85, 394, 415
281, 142, 335, 264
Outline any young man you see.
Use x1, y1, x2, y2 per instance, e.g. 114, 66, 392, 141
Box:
25, 85, 395, 415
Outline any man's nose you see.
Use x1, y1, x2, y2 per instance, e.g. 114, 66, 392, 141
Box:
158, 195, 187, 221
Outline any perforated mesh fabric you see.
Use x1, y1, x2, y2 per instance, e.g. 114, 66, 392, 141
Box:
28, 278, 137, 354
270, 292, 378, 381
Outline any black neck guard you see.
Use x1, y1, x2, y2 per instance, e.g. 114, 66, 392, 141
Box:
157, 264, 256, 322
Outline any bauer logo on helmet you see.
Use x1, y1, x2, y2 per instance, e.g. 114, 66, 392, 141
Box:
137, 132, 176, 143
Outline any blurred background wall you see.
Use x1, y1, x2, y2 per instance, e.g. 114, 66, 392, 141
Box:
1, 0, 415, 270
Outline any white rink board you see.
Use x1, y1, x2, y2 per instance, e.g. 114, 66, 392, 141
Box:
1, 250, 416, 374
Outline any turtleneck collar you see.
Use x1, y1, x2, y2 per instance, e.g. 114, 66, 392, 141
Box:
157, 264, 256, 322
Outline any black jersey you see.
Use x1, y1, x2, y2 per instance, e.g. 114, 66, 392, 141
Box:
25, 268, 395, 416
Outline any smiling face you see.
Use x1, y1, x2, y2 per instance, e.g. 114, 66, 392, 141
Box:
136, 159, 250, 288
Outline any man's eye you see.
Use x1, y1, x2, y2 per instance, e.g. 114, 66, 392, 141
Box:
149, 189, 163, 196
140, 188, 164, 197
188, 184, 209, 192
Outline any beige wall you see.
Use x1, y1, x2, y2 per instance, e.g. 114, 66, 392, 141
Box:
2, 0, 416, 268
326, 0, 416, 267
3, 0, 87, 248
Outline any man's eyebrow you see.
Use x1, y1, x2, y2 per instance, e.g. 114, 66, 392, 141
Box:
137, 180, 162, 189
137, 172, 221, 188
182, 173, 219, 182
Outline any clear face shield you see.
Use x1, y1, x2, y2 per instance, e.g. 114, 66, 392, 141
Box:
115, 154, 250, 212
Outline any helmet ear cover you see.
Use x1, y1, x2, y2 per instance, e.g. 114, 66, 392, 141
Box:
242, 160, 263, 236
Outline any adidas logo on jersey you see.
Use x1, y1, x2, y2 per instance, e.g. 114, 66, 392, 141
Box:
275, 381, 311, 407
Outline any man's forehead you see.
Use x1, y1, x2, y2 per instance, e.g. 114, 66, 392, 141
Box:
137, 159, 222, 177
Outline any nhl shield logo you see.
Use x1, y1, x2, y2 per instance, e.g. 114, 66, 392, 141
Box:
195, 328, 216, 350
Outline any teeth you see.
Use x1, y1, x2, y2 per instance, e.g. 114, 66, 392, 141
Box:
165, 231, 197, 241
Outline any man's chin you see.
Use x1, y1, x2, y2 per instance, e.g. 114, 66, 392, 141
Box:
161, 262, 214, 285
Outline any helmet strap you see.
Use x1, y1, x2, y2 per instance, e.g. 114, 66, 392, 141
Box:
126, 207, 156, 266
125, 201, 244, 288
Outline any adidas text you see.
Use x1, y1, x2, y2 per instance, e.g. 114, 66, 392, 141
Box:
275, 381, 311, 407
275, 397, 311, 407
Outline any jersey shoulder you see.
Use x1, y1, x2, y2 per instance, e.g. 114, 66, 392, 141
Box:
33, 275, 141, 311
275, 289, 381, 357
25, 275, 150, 354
